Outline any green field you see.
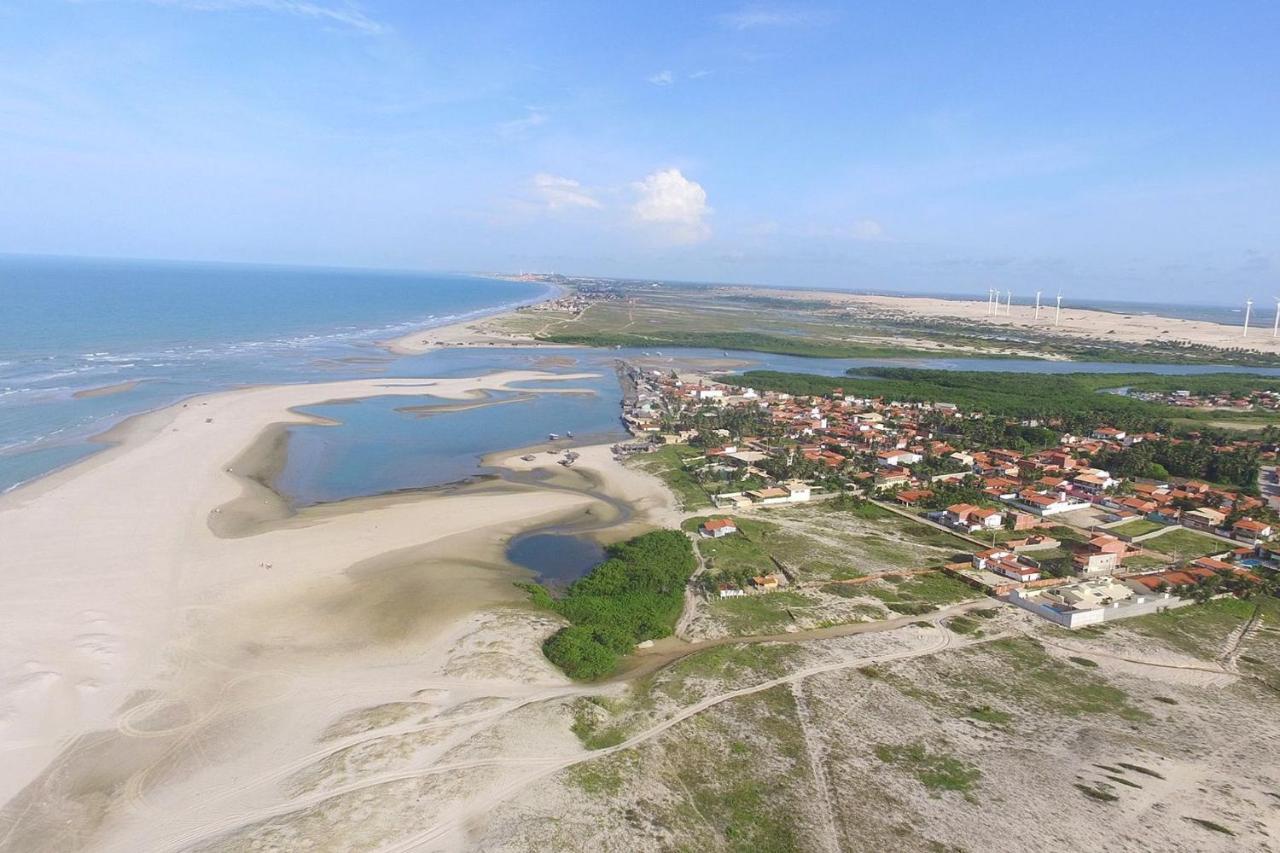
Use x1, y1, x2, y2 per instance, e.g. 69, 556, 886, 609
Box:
1109, 518, 1166, 538
1141, 528, 1230, 559
864, 572, 978, 615
630, 445, 711, 510
682, 515, 779, 578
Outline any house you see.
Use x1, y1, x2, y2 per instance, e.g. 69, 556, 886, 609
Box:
782, 481, 812, 502
943, 503, 1003, 532
1073, 534, 1127, 576
895, 489, 934, 506
751, 574, 780, 591
717, 584, 745, 598
877, 449, 922, 467
1183, 507, 1227, 532
1010, 578, 1187, 628
1011, 489, 1081, 517
874, 467, 911, 488
700, 518, 738, 538
972, 548, 1041, 582
1232, 518, 1273, 543
746, 487, 790, 505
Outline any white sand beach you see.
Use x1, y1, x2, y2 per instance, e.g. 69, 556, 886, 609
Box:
0, 371, 674, 851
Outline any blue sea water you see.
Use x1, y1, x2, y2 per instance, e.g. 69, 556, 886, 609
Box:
0, 255, 547, 491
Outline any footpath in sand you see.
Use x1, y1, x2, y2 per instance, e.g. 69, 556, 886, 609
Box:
0, 370, 666, 851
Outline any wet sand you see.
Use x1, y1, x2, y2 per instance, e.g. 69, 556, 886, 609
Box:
0, 370, 676, 851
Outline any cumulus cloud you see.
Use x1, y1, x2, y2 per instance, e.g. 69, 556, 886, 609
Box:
141, 0, 386, 34
631, 168, 712, 244
531, 173, 601, 211
647, 70, 675, 86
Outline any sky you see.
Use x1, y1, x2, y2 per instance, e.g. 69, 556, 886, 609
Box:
1, 1, 1278, 303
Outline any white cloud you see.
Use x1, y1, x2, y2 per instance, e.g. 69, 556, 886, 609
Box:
647, 70, 675, 87
631, 168, 711, 244
848, 219, 885, 240
718, 5, 815, 30
498, 110, 548, 137
531, 173, 601, 211
141, 0, 386, 34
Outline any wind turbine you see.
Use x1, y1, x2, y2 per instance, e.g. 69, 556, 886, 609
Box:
1243, 298, 1253, 337
1054, 292, 1063, 325
987, 287, 996, 316
1273, 298, 1279, 338
1034, 290, 1042, 321
1005, 289, 1013, 315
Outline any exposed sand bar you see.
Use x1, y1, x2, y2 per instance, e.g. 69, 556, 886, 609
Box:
382, 284, 567, 355
0, 370, 672, 849
71, 379, 141, 399
731, 287, 1280, 355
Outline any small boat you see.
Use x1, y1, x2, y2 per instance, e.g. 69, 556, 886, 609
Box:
548, 433, 560, 440
566, 430, 574, 439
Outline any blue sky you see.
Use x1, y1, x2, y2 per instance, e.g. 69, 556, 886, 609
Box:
1, 1, 1278, 302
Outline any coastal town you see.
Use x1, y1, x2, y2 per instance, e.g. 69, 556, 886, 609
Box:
619, 361, 1280, 631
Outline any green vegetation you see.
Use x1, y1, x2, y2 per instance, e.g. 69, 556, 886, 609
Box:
631, 445, 711, 509
947, 615, 983, 635
874, 742, 981, 793
682, 515, 778, 581
1141, 529, 1228, 559
1068, 656, 1099, 668
864, 572, 977, 615
959, 638, 1149, 721
565, 752, 637, 795
1108, 518, 1164, 538
965, 705, 1012, 725
539, 329, 962, 360
658, 643, 802, 703
528, 530, 697, 679
1122, 597, 1266, 661
709, 590, 813, 634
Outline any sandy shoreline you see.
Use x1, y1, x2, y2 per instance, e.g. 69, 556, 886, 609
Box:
0, 370, 676, 850
381, 284, 567, 355
728, 286, 1280, 356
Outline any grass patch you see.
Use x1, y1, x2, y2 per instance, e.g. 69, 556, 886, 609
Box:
1068, 656, 1099, 668
1105, 774, 1143, 789
1108, 518, 1165, 537
708, 590, 812, 635
965, 705, 1012, 726
874, 742, 981, 793
865, 572, 977, 615
632, 446, 711, 510
1142, 528, 1230, 559
947, 616, 983, 635
960, 638, 1150, 721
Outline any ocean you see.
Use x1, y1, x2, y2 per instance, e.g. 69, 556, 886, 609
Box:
0, 255, 547, 492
